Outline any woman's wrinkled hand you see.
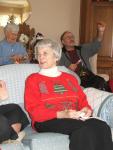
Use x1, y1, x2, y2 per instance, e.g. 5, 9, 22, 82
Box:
80, 107, 93, 120
57, 107, 92, 120
10, 54, 28, 64
57, 109, 82, 120
10, 55, 23, 63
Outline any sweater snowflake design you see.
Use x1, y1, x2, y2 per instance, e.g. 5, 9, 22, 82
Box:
25, 72, 91, 125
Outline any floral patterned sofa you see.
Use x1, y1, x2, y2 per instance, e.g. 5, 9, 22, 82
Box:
0, 64, 112, 150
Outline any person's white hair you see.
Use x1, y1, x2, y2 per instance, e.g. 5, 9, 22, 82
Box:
4, 23, 19, 33
35, 39, 62, 61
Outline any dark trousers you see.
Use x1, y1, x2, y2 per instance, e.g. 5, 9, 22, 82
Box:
0, 104, 29, 143
34, 118, 113, 150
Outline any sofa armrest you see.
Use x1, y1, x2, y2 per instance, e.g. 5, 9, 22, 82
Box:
83, 87, 112, 117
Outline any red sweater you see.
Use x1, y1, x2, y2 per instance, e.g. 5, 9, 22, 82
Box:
24, 72, 92, 126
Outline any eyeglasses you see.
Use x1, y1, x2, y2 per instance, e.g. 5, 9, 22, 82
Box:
63, 35, 75, 40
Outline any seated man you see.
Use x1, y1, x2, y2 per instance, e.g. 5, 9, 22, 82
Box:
59, 22, 111, 92
0, 23, 29, 65
59, 22, 105, 72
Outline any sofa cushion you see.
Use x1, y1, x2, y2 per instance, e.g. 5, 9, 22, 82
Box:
0, 64, 80, 106
0, 64, 40, 105
23, 126, 69, 150
0, 143, 28, 150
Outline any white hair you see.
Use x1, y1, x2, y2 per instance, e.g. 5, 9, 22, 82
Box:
4, 23, 19, 33
35, 39, 62, 61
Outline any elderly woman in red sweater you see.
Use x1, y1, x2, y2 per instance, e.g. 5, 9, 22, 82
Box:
24, 39, 113, 150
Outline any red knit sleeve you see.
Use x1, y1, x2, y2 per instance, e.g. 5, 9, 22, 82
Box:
24, 75, 57, 123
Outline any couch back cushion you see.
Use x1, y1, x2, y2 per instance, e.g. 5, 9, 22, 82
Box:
0, 64, 80, 106
0, 64, 40, 105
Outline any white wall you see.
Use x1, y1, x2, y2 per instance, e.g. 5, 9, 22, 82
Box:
27, 0, 80, 44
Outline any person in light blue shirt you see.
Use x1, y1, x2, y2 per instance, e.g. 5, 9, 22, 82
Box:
0, 23, 28, 65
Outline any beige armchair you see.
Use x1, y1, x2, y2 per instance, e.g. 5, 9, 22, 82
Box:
90, 54, 109, 81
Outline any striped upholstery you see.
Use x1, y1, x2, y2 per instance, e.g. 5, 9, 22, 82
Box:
0, 64, 78, 150
0, 64, 40, 105
84, 87, 113, 139
0, 64, 112, 150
